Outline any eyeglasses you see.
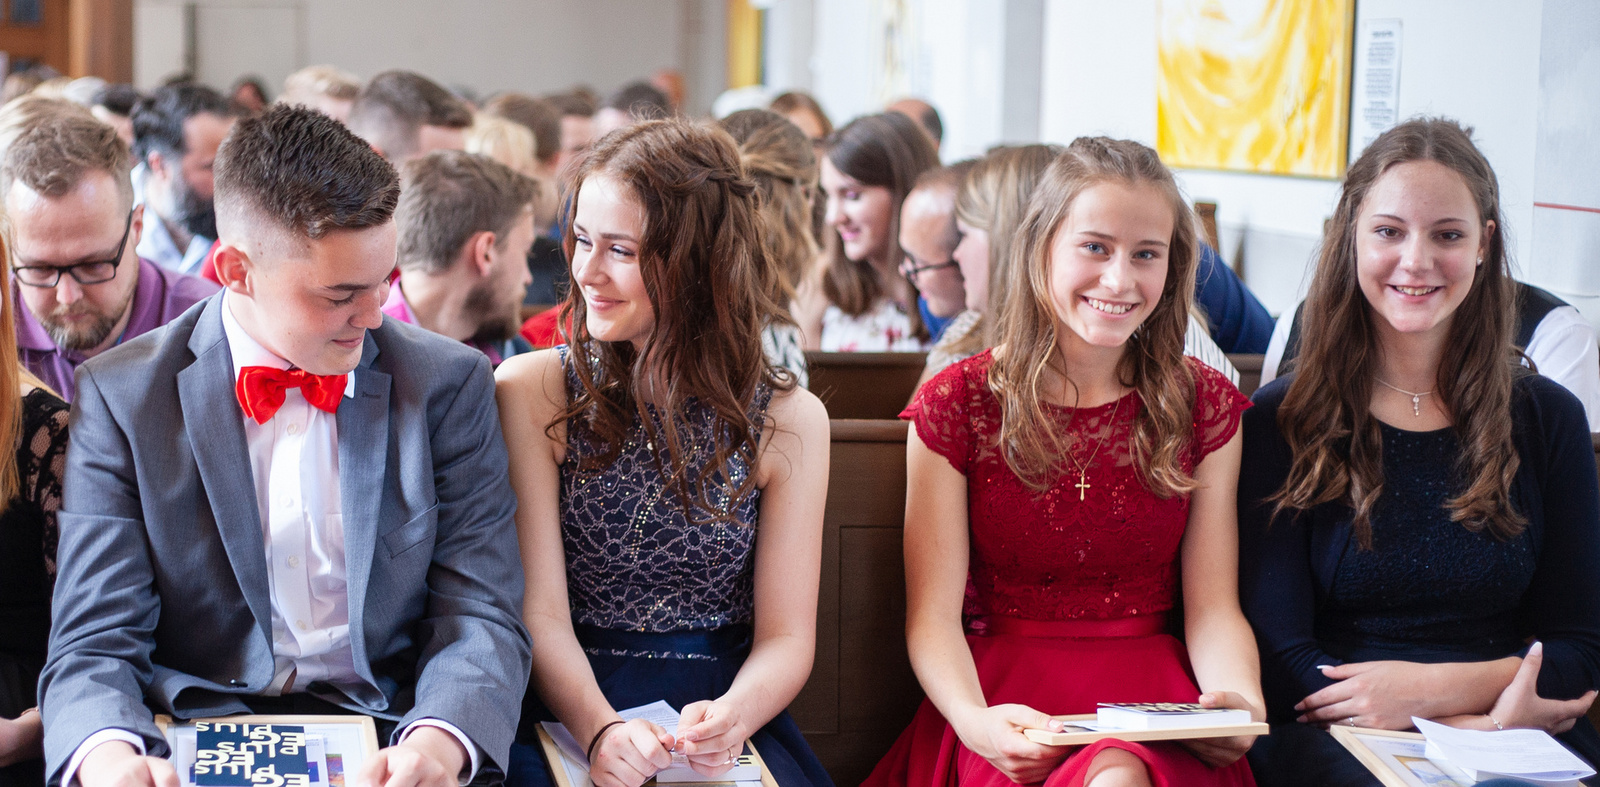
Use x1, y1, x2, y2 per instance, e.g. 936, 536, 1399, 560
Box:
900, 257, 960, 285
12, 210, 134, 288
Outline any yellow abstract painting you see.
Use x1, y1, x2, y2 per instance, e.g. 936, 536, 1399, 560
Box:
1157, 0, 1355, 178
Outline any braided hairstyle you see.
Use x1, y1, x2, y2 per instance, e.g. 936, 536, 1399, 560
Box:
553, 118, 795, 523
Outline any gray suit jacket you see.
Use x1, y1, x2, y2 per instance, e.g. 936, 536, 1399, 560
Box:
40, 295, 531, 785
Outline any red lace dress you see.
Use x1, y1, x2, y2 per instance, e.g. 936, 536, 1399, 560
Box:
865, 351, 1255, 787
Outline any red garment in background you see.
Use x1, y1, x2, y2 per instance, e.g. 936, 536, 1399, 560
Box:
521, 307, 573, 349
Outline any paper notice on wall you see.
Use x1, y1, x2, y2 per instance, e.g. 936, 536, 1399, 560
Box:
1348, 18, 1403, 161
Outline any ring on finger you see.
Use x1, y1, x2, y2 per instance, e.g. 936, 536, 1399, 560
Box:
1347, 717, 1357, 727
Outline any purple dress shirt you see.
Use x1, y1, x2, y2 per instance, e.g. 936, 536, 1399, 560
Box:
13, 256, 220, 401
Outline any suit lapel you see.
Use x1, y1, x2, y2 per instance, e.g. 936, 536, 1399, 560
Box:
177, 299, 274, 649
338, 337, 389, 680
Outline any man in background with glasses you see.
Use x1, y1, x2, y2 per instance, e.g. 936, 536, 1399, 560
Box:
2, 97, 217, 401
899, 162, 972, 344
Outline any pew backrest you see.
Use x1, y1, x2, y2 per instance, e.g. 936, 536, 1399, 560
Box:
792, 419, 923, 785
807, 351, 928, 420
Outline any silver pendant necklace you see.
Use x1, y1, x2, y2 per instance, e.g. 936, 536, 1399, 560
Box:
1376, 378, 1435, 417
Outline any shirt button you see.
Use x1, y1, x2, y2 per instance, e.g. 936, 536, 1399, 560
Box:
282, 496, 295, 509
296, 620, 309, 631
287, 423, 300, 435
287, 555, 300, 568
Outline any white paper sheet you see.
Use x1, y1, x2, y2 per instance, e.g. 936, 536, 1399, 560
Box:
540, 701, 761, 786
1348, 18, 1403, 161
1414, 717, 1596, 782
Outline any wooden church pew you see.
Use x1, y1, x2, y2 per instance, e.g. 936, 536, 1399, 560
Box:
1229, 353, 1264, 397
792, 419, 923, 785
806, 351, 928, 420
794, 424, 1600, 783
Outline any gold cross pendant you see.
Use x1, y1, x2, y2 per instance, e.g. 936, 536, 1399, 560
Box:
1074, 471, 1091, 501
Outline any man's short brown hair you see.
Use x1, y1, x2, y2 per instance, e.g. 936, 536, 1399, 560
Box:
346, 71, 472, 162
395, 150, 536, 275
0, 96, 134, 207
215, 104, 398, 242
482, 93, 560, 165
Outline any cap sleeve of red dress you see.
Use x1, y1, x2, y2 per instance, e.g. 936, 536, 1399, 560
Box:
899, 352, 987, 476
1188, 356, 1252, 464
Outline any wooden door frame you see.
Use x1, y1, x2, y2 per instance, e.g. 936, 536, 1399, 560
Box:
68, 0, 132, 82
0, 0, 129, 82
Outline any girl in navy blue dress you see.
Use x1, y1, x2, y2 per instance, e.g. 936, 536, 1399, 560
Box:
1239, 118, 1600, 786
494, 118, 833, 787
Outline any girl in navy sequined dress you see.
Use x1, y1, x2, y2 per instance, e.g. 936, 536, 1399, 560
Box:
494, 118, 832, 787
864, 138, 1262, 787
1239, 119, 1600, 787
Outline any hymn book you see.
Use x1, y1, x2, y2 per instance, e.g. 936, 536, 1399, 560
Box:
1023, 704, 1267, 747
156, 715, 378, 787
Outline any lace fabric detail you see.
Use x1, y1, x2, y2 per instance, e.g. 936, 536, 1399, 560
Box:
20, 388, 69, 580
902, 351, 1249, 621
557, 347, 771, 632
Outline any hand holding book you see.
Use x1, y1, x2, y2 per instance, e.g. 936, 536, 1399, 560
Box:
950, 703, 1074, 785
1177, 691, 1266, 768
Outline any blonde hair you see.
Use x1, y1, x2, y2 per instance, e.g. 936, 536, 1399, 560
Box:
466, 113, 539, 178
989, 137, 1201, 496
0, 231, 53, 512
280, 65, 361, 105
719, 109, 818, 308
955, 144, 1063, 350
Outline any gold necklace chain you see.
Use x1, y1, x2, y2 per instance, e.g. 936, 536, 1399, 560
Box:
1063, 394, 1123, 501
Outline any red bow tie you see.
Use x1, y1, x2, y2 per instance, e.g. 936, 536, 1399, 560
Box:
236, 366, 347, 425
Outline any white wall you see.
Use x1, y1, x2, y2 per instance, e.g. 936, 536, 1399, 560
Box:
1037, 0, 1548, 314
802, 0, 1043, 162
133, 0, 725, 115
1530, 0, 1600, 323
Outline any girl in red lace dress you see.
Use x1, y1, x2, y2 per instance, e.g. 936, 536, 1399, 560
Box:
864, 137, 1262, 787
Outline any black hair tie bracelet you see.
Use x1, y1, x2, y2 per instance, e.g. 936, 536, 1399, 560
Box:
588, 720, 627, 763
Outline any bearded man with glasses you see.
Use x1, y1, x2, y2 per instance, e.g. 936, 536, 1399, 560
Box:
2, 97, 217, 401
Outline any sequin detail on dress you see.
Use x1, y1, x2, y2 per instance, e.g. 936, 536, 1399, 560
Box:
557, 347, 772, 644
902, 351, 1250, 621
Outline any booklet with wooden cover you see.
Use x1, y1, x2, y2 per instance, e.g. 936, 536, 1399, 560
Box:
1022, 714, 1269, 746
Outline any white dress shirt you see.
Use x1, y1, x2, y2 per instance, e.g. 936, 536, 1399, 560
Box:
66, 293, 479, 785
134, 206, 212, 276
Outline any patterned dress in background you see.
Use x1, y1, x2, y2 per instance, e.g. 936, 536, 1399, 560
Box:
820, 299, 928, 352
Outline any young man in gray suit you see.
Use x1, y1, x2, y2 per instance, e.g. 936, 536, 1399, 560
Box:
41, 105, 531, 787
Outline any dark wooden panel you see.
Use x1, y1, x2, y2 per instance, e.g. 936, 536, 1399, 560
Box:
792, 420, 920, 785
1229, 353, 1264, 397
807, 351, 928, 420
69, 0, 131, 81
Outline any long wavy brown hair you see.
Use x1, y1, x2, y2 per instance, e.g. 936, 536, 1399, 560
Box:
817, 113, 938, 333
719, 109, 818, 311
552, 118, 796, 522
1271, 118, 1522, 548
989, 137, 1202, 496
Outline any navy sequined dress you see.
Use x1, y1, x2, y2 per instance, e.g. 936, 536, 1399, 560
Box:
1240, 373, 1600, 787
508, 347, 833, 787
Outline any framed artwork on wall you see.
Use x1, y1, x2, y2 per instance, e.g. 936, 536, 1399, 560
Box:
1156, 0, 1356, 178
